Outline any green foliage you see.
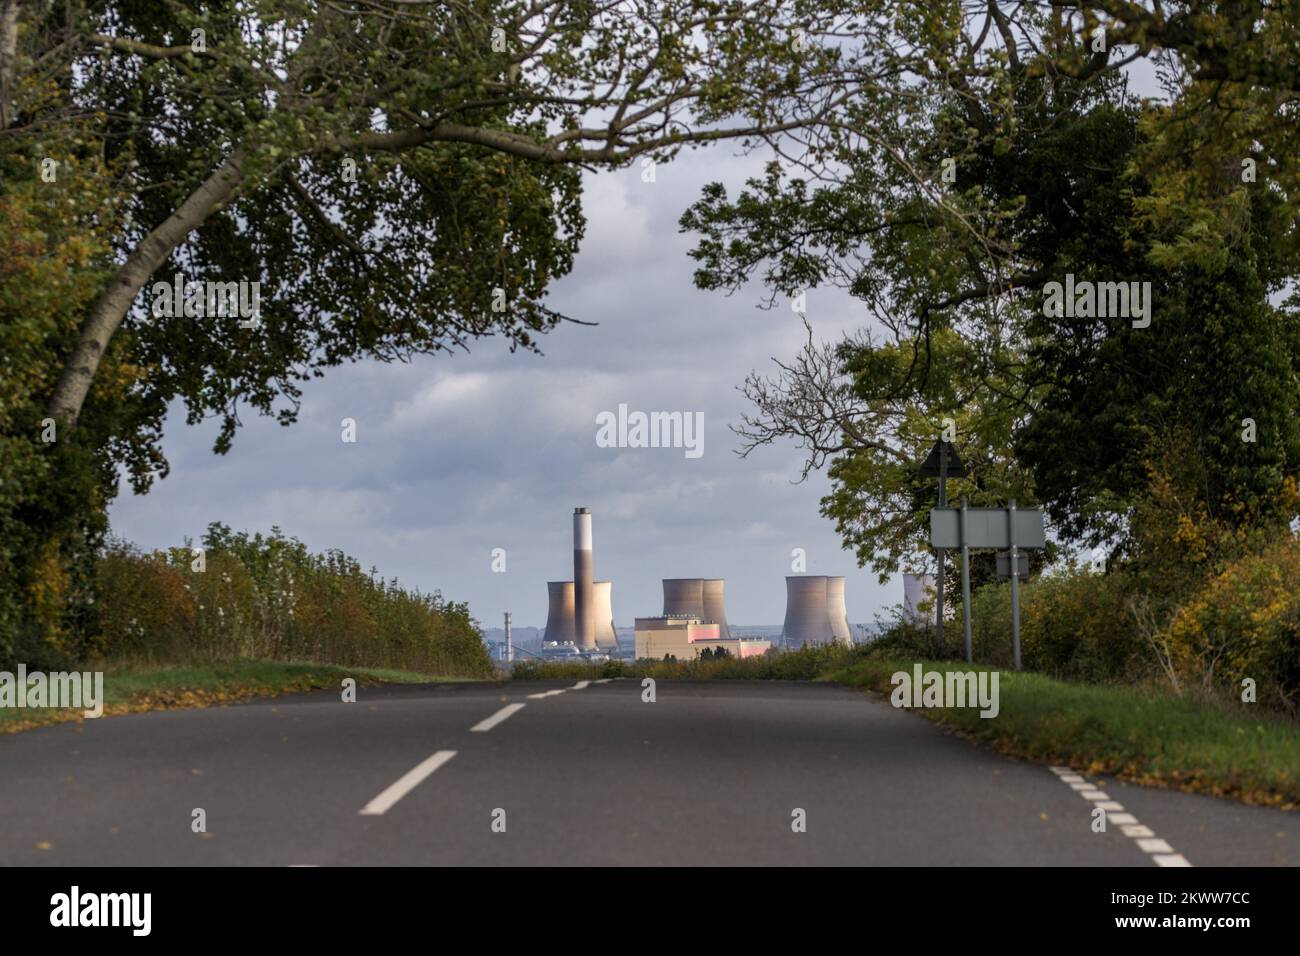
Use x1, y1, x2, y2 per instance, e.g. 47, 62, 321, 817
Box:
0, 114, 146, 667
1167, 534, 1300, 716
95, 525, 492, 677
684, 45, 1300, 573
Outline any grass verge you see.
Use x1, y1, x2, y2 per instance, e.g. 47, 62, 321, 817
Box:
826, 658, 1300, 810
0, 659, 480, 734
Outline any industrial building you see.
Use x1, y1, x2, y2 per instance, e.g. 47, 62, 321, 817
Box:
781, 575, 854, 648
903, 573, 938, 624
660, 577, 730, 639
634, 615, 770, 661
541, 508, 618, 653
543, 579, 618, 650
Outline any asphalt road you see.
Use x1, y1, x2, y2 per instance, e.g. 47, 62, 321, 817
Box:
0, 679, 1294, 866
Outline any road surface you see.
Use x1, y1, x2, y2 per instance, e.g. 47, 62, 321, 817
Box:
0, 679, 1294, 865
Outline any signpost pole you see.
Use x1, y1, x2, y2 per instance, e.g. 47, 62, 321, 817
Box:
935, 441, 947, 656
1008, 501, 1021, 671
959, 496, 973, 663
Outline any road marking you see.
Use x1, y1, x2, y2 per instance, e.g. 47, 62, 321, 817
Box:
1136, 838, 1174, 854
359, 750, 457, 816
1050, 765, 1191, 866
470, 702, 525, 732
594, 678, 614, 684
572, 680, 591, 690
526, 689, 567, 699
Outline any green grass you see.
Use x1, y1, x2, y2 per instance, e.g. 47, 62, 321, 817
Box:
0, 659, 483, 733
827, 658, 1300, 809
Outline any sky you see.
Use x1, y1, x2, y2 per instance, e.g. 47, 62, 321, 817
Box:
107, 144, 908, 630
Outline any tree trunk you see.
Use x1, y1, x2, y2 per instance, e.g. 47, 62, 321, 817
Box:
0, 0, 19, 130
46, 149, 248, 426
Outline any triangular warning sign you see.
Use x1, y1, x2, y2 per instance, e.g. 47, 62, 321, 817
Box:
917, 439, 967, 478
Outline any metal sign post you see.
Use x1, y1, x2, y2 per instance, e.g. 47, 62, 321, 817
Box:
936, 443, 946, 657
929, 502, 1044, 669
959, 497, 973, 663
1008, 501, 1021, 671
917, 439, 966, 657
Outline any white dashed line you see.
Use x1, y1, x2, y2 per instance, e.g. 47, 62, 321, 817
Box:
594, 678, 614, 684
470, 702, 526, 732
526, 689, 567, 699
572, 681, 591, 690
359, 750, 457, 816
1049, 764, 1192, 866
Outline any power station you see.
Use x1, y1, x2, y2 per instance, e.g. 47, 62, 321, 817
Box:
781, 575, 853, 648
534, 506, 855, 660
543, 508, 617, 653
661, 578, 730, 639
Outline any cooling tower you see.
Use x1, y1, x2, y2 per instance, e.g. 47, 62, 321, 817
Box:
544, 581, 576, 644
574, 507, 595, 650
702, 578, 731, 640
903, 573, 937, 624
826, 575, 852, 644
593, 581, 618, 649
662, 578, 706, 619
782, 575, 834, 647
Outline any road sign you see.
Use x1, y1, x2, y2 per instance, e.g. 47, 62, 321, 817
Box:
916, 439, 967, 478
996, 551, 1030, 580
929, 507, 1046, 550
917, 438, 966, 658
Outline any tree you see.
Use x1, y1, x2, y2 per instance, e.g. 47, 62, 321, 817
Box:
0, 0, 908, 444
682, 17, 1300, 572
0, 0, 928, 657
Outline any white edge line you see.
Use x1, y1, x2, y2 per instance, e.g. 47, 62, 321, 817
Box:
359, 749, 457, 816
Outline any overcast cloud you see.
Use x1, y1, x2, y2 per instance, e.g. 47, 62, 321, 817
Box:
108, 146, 905, 630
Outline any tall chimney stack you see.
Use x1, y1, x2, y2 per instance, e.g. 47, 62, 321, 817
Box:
573, 507, 596, 650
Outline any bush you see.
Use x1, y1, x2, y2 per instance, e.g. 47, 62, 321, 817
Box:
95, 525, 493, 677
875, 563, 1146, 683
1166, 533, 1300, 714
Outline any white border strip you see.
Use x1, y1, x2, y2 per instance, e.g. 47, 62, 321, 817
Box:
1049, 766, 1192, 867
